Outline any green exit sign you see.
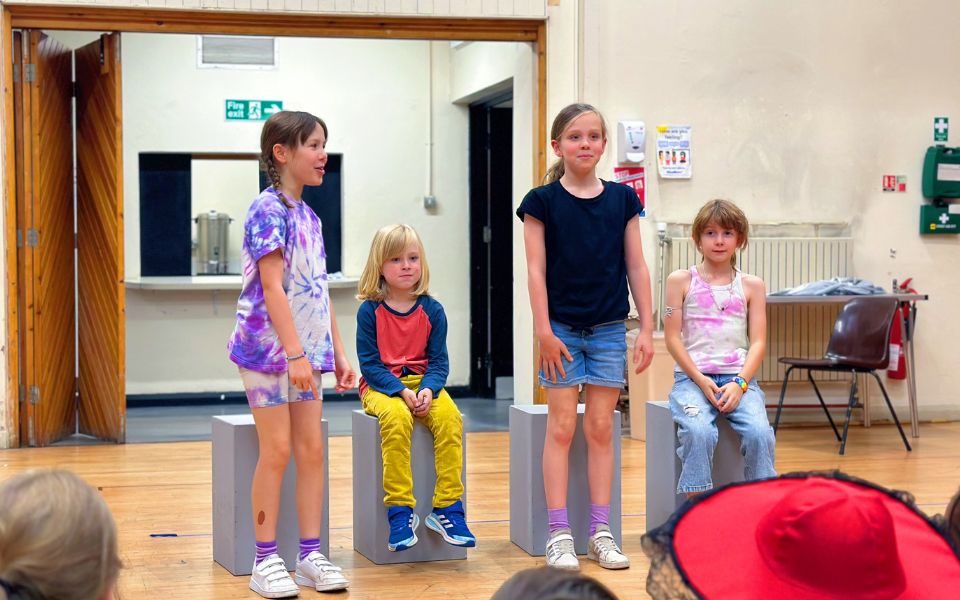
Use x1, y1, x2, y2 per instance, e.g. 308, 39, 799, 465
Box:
225, 99, 282, 121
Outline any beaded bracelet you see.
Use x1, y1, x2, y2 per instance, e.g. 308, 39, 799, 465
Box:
286, 352, 306, 362
733, 375, 748, 392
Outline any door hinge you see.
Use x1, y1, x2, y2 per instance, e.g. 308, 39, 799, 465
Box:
24, 63, 35, 83
29, 385, 40, 405
482, 226, 492, 243
18, 384, 25, 404
12, 63, 18, 83
71, 80, 78, 98
26, 228, 39, 248
16, 229, 22, 248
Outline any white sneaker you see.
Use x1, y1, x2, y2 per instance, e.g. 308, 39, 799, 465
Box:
249, 554, 299, 599
545, 528, 579, 571
294, 551, 350, 592
587, 525, 630, 569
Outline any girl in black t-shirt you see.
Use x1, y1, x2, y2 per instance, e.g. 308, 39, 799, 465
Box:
517, 103, 654, 571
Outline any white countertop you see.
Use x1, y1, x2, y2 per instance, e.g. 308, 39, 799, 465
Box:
125, 275, 359, 291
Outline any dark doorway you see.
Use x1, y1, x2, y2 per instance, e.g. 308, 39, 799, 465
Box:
469, 95, 513, 398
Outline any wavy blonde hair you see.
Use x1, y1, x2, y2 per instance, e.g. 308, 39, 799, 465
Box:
692, 199, 750, 268
357, 224, 430, 301
0, 469, 121, 600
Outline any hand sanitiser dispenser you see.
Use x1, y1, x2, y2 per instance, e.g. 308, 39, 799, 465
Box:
617, 121, 646, 164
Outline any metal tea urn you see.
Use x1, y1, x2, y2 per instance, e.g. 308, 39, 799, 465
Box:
195, 210, 233, 274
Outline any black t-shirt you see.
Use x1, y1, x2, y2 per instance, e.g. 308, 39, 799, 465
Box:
516, 179, 640, 329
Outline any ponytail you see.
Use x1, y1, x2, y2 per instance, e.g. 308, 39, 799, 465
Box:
543, 160, 565, 185
544, 102, 608, 185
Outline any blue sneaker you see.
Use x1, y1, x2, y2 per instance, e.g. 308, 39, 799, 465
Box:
425, 500, 476, 547
387, 506, 419, 552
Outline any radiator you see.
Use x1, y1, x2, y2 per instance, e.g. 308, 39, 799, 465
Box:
659, 237, 853, 383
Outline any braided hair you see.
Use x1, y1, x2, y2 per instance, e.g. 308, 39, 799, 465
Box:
259, 110, 328, 208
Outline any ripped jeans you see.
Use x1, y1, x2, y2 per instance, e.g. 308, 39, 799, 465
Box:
668, 372, 777, 493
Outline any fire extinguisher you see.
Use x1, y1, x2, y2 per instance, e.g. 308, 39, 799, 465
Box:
887, 278, 916, 379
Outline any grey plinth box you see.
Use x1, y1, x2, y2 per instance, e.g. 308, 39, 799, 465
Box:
645, 400, 745, 530
212, 414, 329, 576
351, 410, 468, 564
509, 404, 622, 556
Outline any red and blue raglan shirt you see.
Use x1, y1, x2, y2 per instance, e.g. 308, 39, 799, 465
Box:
357, 295, 450, 398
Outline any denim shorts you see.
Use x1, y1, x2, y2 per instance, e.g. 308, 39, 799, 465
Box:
238, 367, 322, 409
539, 320, 627, 389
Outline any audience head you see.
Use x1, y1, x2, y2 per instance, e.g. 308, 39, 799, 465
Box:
491, 567, 619, 600
0, 469, 121, 600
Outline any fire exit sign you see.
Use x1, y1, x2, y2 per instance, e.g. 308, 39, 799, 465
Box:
225, 99, 282, 121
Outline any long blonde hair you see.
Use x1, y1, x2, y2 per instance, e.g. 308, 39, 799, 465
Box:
691, 199, 750, 268
543, 103, 609, 184
0, 469, 121, 600
357, 224, 431, 301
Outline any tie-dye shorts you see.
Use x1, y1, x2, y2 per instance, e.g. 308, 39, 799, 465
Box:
238, 368, 323, 409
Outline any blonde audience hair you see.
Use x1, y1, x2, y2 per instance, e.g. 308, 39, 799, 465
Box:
357, 224, 431, 301
543, 102, 609, 184
691, 199, 750, 268
0, 469, 121, 600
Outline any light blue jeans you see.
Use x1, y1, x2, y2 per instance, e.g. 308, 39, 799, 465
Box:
668, 372, 777, 493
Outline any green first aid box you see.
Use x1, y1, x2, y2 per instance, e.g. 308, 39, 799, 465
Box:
920, 204, 960, 235
922, 146, 960, 199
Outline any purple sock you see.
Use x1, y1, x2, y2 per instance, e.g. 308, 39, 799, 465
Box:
255, 540, 277, 565
548, 507, 569, 533
299, 537, 321, 561
590, 503, 610, 536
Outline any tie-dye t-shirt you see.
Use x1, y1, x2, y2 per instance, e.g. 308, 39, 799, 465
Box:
678, 265, 749, 375
227, 187, 335, 373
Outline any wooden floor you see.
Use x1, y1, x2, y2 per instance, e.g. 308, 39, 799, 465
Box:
2, 423, 959, 599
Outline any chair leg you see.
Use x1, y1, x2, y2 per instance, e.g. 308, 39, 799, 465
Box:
839, 371, 858, 455
774, 367, 793, 434
869, 371, 912, 452
807, 371, 841, 441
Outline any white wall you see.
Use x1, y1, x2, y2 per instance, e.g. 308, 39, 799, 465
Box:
567, 0, 960, 421
0, 5, 542, 445
9, 0, 960, 442
447, 41, 536, 403
118, 33, 474, 394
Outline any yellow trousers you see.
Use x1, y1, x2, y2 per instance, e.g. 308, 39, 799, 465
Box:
361, 374, 464, 509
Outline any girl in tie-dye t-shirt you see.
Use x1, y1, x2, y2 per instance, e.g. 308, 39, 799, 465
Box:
227, 111, 353, 597
662, 199, 776, 498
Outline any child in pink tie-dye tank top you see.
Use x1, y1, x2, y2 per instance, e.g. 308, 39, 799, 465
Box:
662, 200, 777, 497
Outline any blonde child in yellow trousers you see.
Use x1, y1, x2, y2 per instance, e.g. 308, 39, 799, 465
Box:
356, 224, 476, 552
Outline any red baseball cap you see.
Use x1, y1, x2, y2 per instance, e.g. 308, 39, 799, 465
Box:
644, 473, 960, 599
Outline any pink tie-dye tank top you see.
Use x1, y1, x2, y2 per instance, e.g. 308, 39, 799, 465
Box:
677, 265, 749, 375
